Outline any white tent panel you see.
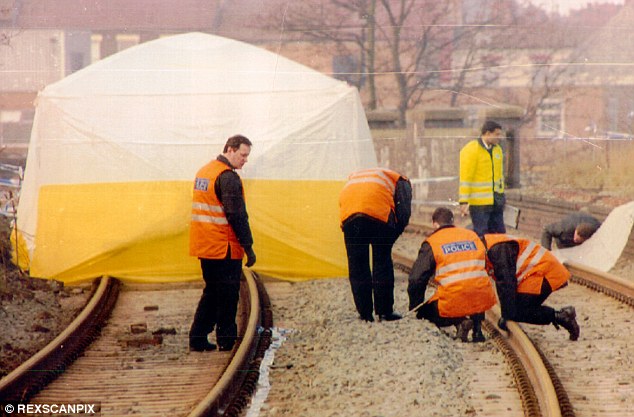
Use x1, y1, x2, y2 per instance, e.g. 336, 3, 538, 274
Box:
16, 32, 376, 282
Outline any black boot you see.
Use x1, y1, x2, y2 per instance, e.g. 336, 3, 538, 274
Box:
471, 314, 485, 343
378, 312, 402, 322
553, 306, 580, 341
455, 318, 472, 343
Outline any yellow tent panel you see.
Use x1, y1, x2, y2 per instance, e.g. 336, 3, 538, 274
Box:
17, 33, 376, 283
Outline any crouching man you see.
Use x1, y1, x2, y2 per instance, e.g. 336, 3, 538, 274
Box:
407, 207, 496, 342
482, 234, 580, 341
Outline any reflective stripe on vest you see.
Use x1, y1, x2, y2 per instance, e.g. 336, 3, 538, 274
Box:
436, 259, 489, 286
339, 168, 403, 224
516, 240, 546, 284
484, 233, 570, 295
191, 202, 228, 224
426, 227, 496, 318
343, 169, 396, 194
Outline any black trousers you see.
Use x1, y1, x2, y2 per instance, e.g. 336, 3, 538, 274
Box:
416, 300, 482, 328
189, 255, 242, 348
343, 216, 398, 318
417, 300, 464, 327
469, 203, 506, 236
512, 280, 556, 325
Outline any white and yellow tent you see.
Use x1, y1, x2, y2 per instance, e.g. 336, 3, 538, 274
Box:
16, 32, 376, 284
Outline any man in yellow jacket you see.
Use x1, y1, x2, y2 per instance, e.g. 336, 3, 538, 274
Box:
339, 168, 412, 323
459, 120, 506, 236
189, 135, 256, 352
408, 207, 496, 342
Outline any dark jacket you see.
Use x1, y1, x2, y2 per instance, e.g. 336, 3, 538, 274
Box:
215, 155, 254, 250
540, 212, 600, 250
393, 177, 413, 235
406, 225, 451, 311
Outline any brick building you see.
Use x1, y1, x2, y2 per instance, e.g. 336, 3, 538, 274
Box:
1, 0, 633, 163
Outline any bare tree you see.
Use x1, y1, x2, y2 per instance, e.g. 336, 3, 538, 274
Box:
266, 1, 376, 100
261, 0, 581, 130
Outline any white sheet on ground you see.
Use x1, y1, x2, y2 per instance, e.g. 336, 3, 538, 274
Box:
553, 201, 634, 272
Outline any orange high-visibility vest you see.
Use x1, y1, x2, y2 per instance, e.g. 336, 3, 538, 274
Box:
189, 160, 244, 260
339, 168, 403, 225
427, 227, 496, 318
483, 234, 570, 295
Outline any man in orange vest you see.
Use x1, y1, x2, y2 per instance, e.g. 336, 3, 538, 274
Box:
339, 168, 412, 322
408, 207, 496, 342
482, 234, 580, 341
189, 135, 256, 352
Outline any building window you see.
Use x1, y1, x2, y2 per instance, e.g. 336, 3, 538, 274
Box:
537, 99, 563, 138
69, 52, 85, 73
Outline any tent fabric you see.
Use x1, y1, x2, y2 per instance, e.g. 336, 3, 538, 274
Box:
554, 200, 634, 272
16, 32, 377, 283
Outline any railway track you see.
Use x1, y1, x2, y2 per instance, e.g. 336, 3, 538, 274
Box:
2, 195, 632, 416
0, 269, 273, 417
399, 201, 634, 417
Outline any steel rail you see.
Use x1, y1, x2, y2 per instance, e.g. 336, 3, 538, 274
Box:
394, 247, 563, 417
0, 270, 273, 416
0, 276, 120, 402
565, 260, 634, 306
485, 307, 562, 417
188, 267, 262, 417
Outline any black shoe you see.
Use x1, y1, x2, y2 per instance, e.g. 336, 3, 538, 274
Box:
378, 312, 402, 322
189, 341, 217, 352
359, 314, 374, 323
554, 306, 580, 341
218, 343, 234, 352
455, 319, 473, 342
471, 330, 486, 343
497, 317, 509, 332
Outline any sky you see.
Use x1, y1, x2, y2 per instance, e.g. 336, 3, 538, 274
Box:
527, 0, 625, 14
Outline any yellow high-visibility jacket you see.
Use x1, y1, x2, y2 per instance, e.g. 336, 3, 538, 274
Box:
459, 139, 504, 206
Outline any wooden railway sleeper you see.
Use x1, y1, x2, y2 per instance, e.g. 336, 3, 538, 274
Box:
0, 276, 121, 402
483, 321, 542, 417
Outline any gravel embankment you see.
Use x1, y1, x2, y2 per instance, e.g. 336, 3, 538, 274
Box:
252, 223, 633, 417
0, 272, 89, 378
258, 275, 481, 417
254, 226, 522, 417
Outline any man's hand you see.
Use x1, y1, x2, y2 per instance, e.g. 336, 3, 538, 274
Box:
245, 247, 256, 267
459, 203, 469, 217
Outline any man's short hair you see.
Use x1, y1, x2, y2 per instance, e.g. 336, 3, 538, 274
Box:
576, 222, 599, 240
432, 207, 454, 226
481, 120, 502, 135
224, 134, 252, 153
